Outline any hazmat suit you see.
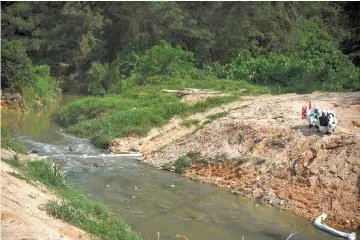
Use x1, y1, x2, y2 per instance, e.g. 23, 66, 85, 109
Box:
307, 106, 320, 128
318, 109, 338, 134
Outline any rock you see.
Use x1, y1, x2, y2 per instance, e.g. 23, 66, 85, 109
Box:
105, 184, 110, 188
231, 190, 240, 195
351, 164, 359, 173
307, 176, 317, 187
130, 147, 139, 152
134, 186, 138, 190
345, 219, 350, 224
252, 189, 262, 198
132, 196, 136, 199
309, 168, 319, 175
329, 166, 337, 174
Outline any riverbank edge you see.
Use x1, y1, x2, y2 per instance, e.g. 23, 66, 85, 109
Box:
0, 145, 142, 240
108, 91, 360, 232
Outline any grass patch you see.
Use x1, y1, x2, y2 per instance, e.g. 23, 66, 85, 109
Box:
46, 188, 141, 240
1, 127, 27, 154
60, 92, 238, 148
4, 155, 22, 168
26, 160, 66, 187
181, 119, 200, 128
59, 77, 275, 148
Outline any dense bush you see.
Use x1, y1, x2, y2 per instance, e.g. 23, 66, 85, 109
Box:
1, 39, 59, 106
215, 45, 360, 92
136, 40, 195, 84
174, 155, 191, 174
1, 40, 33, 89
87, 60, 121, 96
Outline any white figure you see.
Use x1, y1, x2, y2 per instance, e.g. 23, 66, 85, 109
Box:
307, 106, 320, 128
318, 109, 338, 134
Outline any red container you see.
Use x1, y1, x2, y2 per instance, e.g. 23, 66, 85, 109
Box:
302, 106, 307, 119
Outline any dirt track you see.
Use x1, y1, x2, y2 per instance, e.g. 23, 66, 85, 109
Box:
110, 91, 360, 230
1, 150, 91, 240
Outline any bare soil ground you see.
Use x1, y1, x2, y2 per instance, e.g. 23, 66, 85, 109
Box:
1, 150, 91, 240
110, 91, 360, 230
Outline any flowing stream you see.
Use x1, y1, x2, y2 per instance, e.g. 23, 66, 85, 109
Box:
1, 95, 342, 240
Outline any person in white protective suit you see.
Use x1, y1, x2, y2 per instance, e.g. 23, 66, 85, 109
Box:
318, 109, 338, 134
307, 106, 320, 128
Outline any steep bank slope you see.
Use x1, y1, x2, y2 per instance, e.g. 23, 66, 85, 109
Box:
1, 151, 90, 240
110, 91, 360, 230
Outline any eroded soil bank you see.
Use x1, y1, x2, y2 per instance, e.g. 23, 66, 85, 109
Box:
1, 149, 91, 240
110, 91, 360, 230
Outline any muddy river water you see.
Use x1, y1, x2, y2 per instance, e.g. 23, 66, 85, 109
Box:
2, 95, 342, 240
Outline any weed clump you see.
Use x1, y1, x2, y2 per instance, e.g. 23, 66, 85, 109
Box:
174, 155, 191, 174
181, 119, 200, 128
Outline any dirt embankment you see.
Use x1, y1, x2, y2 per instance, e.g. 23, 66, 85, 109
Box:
1, 149, 91, 240
110, 91, 360, 230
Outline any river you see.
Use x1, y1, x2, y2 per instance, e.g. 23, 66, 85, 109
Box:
1, 95, 341, 240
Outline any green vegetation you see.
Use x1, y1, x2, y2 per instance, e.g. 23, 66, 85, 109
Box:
207, 112, 229, 121
1, 40, 60, 108
46, 188, 141, 240
181, 119, 200, 128
174, 155, 191, 174
1, 127, 27, 154
2, 2, 360, 145
59, 82, 242, 147
1, 130, 142, 240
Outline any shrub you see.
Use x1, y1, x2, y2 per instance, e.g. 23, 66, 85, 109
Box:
174, 155, 191, 174
136, 40, 195, 82
216, 38, 360, 92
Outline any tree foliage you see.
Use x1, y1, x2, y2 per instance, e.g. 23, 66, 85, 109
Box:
2, 2, 359, 94
1, 40, 33, 88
